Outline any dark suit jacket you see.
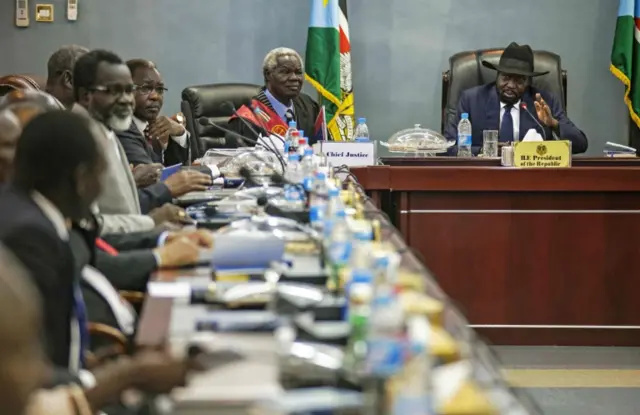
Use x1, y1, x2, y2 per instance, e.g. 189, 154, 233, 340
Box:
0, 188, 76, 369
444, 83, 588, 154
117, 121, 190, 167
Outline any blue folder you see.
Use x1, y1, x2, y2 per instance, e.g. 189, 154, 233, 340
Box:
160, 163, 182, 181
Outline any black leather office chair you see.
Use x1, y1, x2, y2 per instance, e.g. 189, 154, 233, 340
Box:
181, 83, 261, 157
441, 49, 567, 133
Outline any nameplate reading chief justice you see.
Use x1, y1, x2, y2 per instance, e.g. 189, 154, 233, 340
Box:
444, 42, 588, 155
514, 141, 571, 168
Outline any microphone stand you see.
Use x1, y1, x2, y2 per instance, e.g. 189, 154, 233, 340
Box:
520, 103, 551, 141
198, 117, 286, 175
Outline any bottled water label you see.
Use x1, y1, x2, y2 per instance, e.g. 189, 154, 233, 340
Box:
458, 133, 471, 147
303, 176, 314, 191
366, 338, 405, 376
328, 240, 352, 264
309, 205, 324, 223
284, 184, 302, 201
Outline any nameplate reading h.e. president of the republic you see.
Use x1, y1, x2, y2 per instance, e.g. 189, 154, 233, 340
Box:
514, 140, 571, 168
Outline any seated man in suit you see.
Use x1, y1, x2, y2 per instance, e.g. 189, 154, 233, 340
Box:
73, 49, 202, 218
227, 47, 320, 146
444, 42, 588, 154
0, 244, 202, 414
0, 112, 205, 411
121, 59, 189, 166
0, 102, 211, 350
118, 59, 214, 187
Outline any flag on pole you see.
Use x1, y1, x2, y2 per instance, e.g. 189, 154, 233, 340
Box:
611, 0, 640, 127
305, 0, 354, 141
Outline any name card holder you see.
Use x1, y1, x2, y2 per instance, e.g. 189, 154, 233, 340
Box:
514, 140, 572, 168
313, 141, 375, 167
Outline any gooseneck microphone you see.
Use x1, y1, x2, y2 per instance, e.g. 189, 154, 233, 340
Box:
520, 102, 549, 140
218, 101, 287, 169
198, 116, 286, 173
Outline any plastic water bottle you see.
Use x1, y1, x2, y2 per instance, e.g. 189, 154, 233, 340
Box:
297, 136, 310, 157
354, 117, 370, 142
284, 153, 304, 202
366, 289, 405, 377
350, 229, 373, 271
326, 209, 352, 291
284, 121, 298, 154
457, 113, 472, 157
309, 171, 329, 232
300, 148, 318, 177
323, 186, 343, 239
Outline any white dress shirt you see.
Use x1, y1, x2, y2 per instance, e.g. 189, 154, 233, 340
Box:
500, 100, 520, 142
133, 116, 188, 149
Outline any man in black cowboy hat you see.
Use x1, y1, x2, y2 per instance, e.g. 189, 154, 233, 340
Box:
444, 42, 588, 154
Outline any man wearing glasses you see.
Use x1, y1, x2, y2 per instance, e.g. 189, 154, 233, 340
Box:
118, 59, 190, 167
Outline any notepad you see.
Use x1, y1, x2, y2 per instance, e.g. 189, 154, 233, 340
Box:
160, 163, 183, 181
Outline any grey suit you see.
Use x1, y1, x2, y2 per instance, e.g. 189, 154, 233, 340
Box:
71, 104, 155, 234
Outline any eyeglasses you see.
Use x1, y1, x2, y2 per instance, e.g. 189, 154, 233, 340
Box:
90, 84, 135, 96
135, 84, 168, 96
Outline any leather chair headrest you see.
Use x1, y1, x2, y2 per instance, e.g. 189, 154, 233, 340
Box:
181, 83, 260, 119
181, 83, 261, 144
0, 74, 43, 96
0, 90, 65, 111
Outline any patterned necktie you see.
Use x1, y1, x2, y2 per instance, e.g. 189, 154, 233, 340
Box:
499, 104, 514, 142
284, 109, 295, 124
143, 126, 153, 147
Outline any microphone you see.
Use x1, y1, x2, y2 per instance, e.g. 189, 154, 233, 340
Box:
520, 102, 548, 140
219, 101, 287, 169
197, 117, 285, 173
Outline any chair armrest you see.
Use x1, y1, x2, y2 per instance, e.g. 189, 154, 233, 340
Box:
119, 290, 146, 304
86, 322, 128, 369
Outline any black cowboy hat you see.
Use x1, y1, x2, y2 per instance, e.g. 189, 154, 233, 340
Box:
482, 42, 549, 77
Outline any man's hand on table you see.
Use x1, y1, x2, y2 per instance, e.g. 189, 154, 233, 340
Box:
132, 163, 162, 188
164, 170, 212, 197
165, 229, 214, 249
154, 236, 201, 268
149, 203, 191, 225
130, 349, 204, 394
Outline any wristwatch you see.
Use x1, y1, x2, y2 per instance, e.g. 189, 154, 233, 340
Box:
175, 112, 186, 126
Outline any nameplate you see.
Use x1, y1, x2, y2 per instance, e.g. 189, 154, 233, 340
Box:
514, 140, 571, 168
313, 141, 375, 167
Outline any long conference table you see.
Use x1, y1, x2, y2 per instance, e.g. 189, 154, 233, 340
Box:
135, 188, 540, 413
351, 157, 640, 347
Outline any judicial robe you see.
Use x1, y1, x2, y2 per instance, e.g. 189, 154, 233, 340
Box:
226, 88, 320, 147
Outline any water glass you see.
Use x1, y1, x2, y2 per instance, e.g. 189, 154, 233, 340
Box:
482, 130, 499, 158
